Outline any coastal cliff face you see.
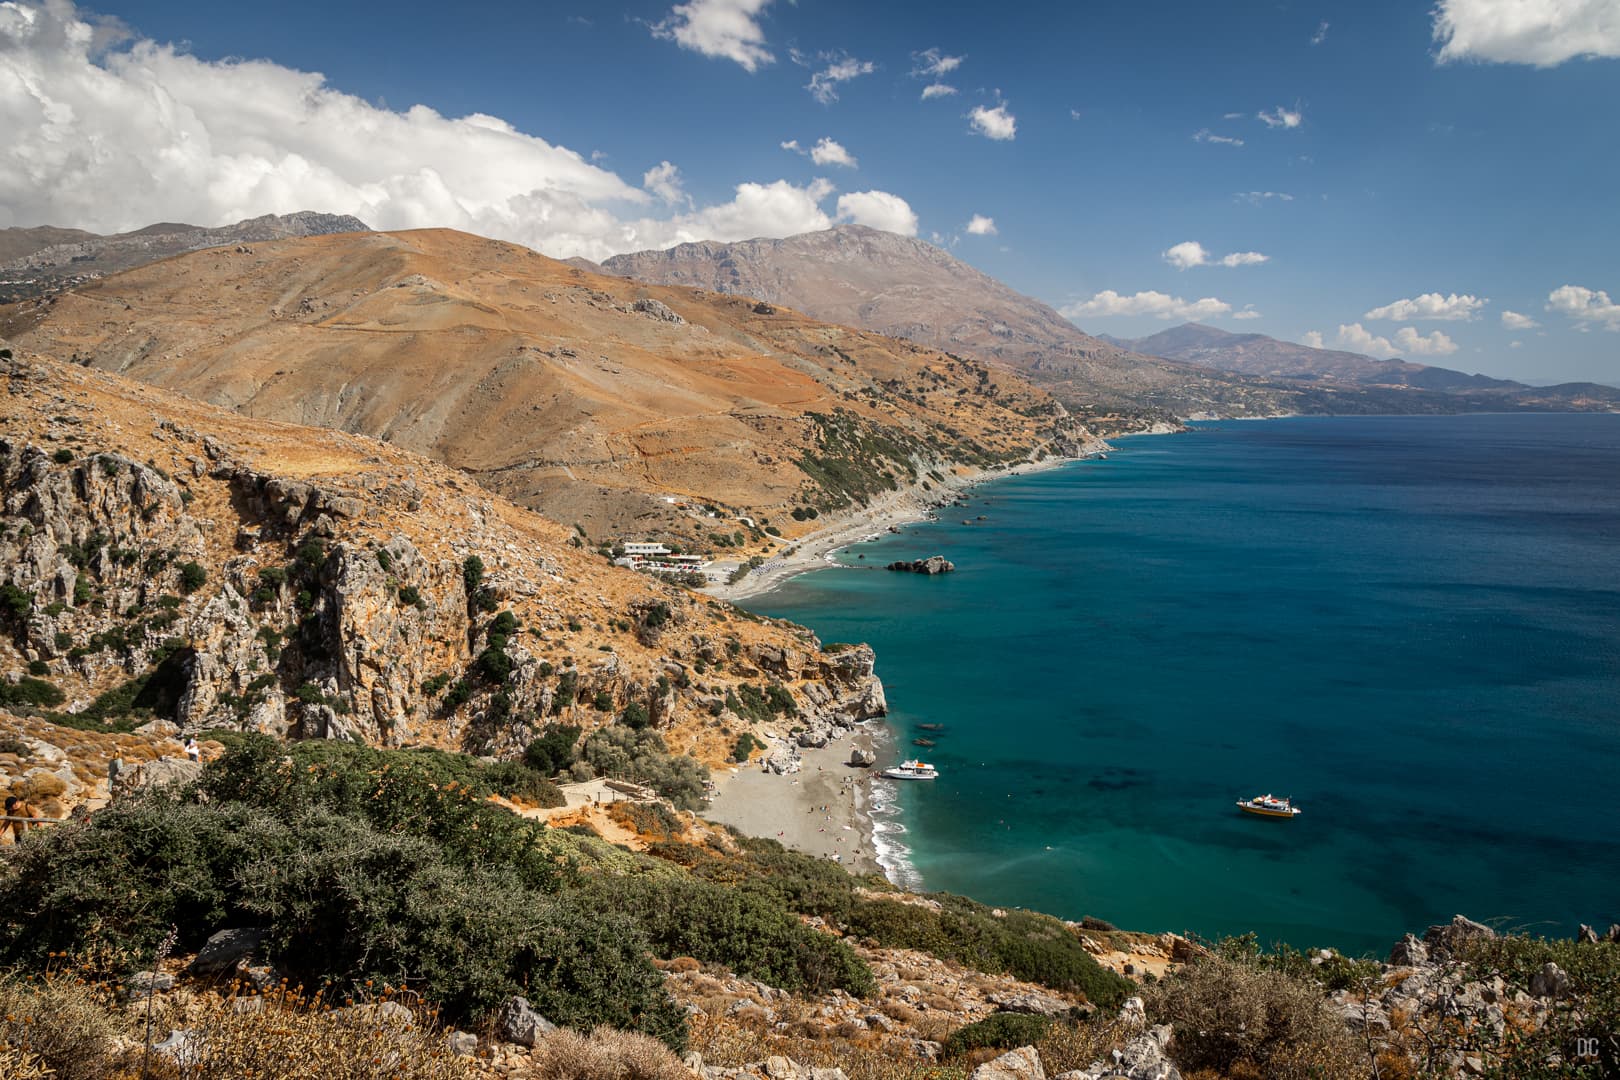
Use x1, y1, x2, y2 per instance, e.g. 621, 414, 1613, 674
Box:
0, 348, 883, 760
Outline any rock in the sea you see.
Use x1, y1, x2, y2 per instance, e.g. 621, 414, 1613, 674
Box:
971, 1046, 1045, 1080
499, 995, 556, 1046
886, 555, 955, 575
187, 927, 267, 975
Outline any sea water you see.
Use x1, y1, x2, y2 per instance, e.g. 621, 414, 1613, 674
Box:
742, 414, 1620, 955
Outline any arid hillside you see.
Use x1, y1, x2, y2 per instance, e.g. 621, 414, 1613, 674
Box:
0, 348, 886, 768
0, 228, 1094, 550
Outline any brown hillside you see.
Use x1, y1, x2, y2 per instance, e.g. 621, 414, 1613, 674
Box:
0, 228, 1091, 550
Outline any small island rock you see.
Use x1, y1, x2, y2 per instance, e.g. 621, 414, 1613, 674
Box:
886, 555, 955, 575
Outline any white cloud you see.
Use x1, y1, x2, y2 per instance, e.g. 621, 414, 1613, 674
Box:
912, 47, 963, 77
965, 214, 997, 236
1061, 290, 1233, 321
0, 1, 907, 261
1163, 241, 1268, 270
651, 0, 774, 72
920, 83, 958, 100
1500, 309, 1541, 330
1433, 0, 1620, 66
1509, 340, 1523, 348
1237, 190, 1293, 204
642, 161, 687, 206
1163, 241, 1211, 270
1301, 330, 1325, 348
1232, 306, 1262, 320
968, 103, 1017, 140
1222, 111, 1246, 120
1337, 323, 1460, 358
1311, 21, 1331, 45
835, 190, 918, 236
1364, 292, 1486, 321
805, 53, 875, 105
1258, 105, 1304, 129
809, 137, 857, 168
1395, 326, 1460, 355
779, 139, 801, 152
1193, 129, 1245, 147
1546, 283, 1620, 330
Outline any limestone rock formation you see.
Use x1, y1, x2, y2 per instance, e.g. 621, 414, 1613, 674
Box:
886, 555, 955, 575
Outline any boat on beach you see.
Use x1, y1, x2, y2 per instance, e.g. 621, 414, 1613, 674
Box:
1237, 793, 1301, 818
881, 759, 939, 780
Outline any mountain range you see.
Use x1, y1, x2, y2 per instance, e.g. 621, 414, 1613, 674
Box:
602, 225, 1619, 419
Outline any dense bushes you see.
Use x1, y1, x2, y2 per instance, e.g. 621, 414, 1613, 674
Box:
0, 678, 64, 709
944, 1012, 1053, 1057
525, 723, 582, 775
579, 727, 708, 810
846, 896, 1131, 1007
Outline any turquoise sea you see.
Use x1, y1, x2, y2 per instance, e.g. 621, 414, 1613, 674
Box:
743, 414, 1620, 956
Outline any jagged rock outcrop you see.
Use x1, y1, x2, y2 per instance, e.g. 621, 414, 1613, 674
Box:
1056, 1025, 1181, 1080
886, 555, 955, 575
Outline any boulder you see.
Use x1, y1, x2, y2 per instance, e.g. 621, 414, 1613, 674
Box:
797, 729, 829, 749
1422, 915, 1496, 960
1577, 924, 1600, 944
1057, 1025, 1181, 1080
1529, 962, 1570, 999
125, 970, 175, 998
987, 990, 1073, 1016
848, 747, 876, 767
1388, 933, 1429, 967
632, 298, 685, 324
187, 927, 267, 975
971, 1046, 1045, 1080
499, 994, 556, 1046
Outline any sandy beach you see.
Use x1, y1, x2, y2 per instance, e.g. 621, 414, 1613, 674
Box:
707, 452, 1091, 603
705, 733, 888, 877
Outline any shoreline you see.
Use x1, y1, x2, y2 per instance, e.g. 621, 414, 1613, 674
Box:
704, 730, 892, 878
707, 450, 1100, 604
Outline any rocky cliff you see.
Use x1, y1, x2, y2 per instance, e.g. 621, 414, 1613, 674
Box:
0, 347, 884, 763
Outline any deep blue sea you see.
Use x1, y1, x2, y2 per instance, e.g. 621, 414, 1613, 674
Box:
743, 414, 1620, 956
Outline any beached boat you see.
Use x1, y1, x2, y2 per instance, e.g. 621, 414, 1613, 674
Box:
881, 759, 939, 780
1237, 793, 1301, 818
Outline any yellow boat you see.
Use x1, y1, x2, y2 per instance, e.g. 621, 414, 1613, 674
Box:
1237, 793, 1301, 818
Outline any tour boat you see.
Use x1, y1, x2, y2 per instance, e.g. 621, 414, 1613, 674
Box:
1236, 793, 1301, 818
881, 759, 939, 780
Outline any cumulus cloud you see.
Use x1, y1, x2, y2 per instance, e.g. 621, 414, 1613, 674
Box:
642, 161, 687, 206
1193, 129, 1245, 147
1162, 241, 1268, 270
921, 83, 957, 100
1258, 105, 1304, 129
1364, 292, 1486, 321
1337, 323, 1460, 358
965, 214, 997, 236
1546, 284, 1620, 330
1311, 21, 1331, 45
1237, 190, 1293, 204
912, 47, 963, 77
1232, 306, 1262, 320
968, 103, 1017, 140
1500, 309, 1540, 330
835, 190, 918, 236
809, 137, 857, 167
1433, 0, 1620, 66
1061, 290, 1233, 321
0, 1, 911, 261
1301, 330, 1325, 348
651, 0, 774, 72
803, 52, 875, 105
779, 139, 801, 152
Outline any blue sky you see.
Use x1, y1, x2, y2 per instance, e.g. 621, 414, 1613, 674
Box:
2, 1, 1617, 383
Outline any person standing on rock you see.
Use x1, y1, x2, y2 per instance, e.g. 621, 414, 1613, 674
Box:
4, 796, 37, 842
184, 738, 201, 763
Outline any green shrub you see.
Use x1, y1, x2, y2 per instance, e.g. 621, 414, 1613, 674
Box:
0, 678, 65, 709
621, 701, 651, 730
51, 448, 74, 464
0, 585, 30, 620
483, 761, 566, 807
398, 584, 423, 606
578, 727, 708, 810
945, 1013, 1053, 1057
525, 724, 581, 775
731, 732, 762, 763
178, 560, 207, 593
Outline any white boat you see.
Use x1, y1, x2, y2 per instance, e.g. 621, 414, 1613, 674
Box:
1236, 793, 1301, 819
881, 759, 939, 780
